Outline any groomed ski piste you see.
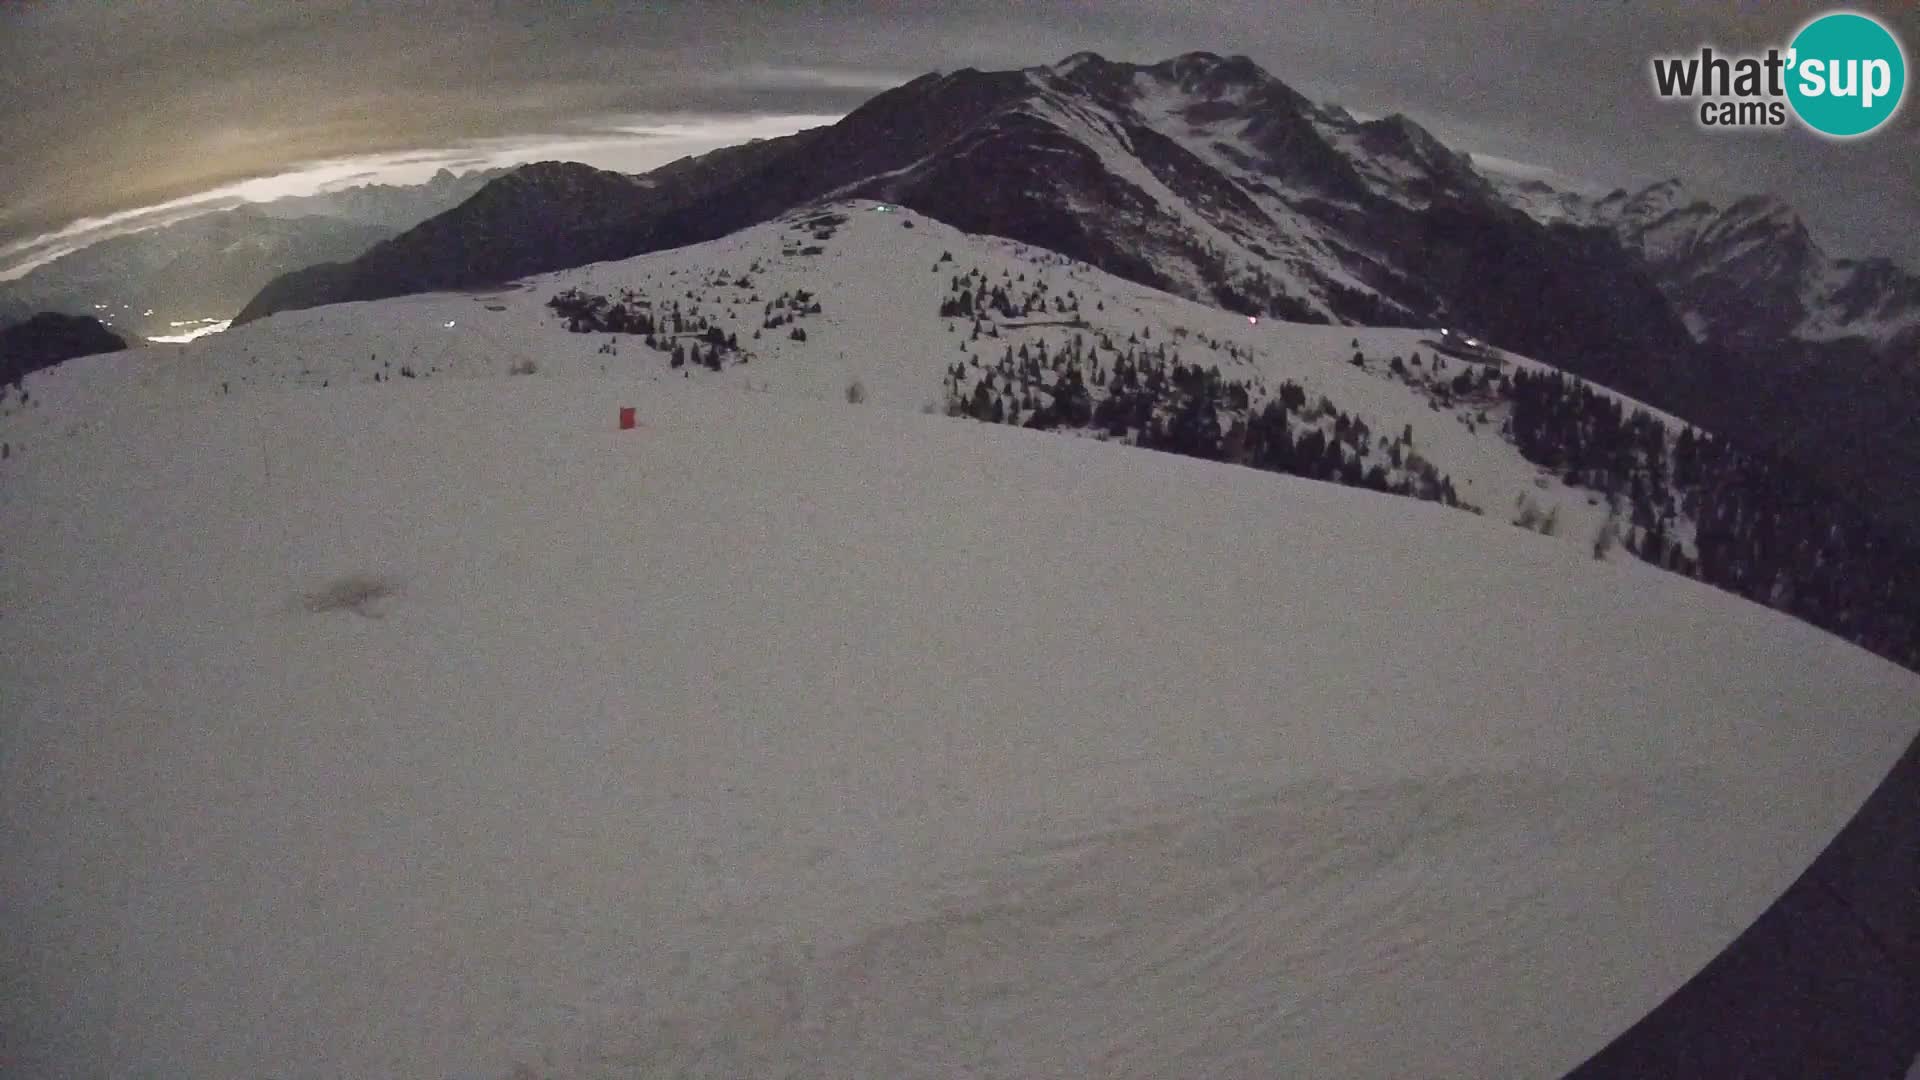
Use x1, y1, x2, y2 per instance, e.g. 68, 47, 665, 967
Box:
3, 204, 1916, 1078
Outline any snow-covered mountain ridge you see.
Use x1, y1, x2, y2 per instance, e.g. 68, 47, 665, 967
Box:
220, 51, 1920, 548
5, 305, 1916, 1078
236, 53, 1691, 380
15, 202, 1920, 674
9, 202, 1678, 557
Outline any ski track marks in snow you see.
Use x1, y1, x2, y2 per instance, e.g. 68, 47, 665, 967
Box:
2, 206, 1917, 1079
3, 377, 1916, 1078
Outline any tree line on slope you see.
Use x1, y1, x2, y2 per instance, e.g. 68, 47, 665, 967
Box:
1314, 333, 1920, 673
1501, 367, 1920, 671
937, 267, 1920, 671
560, 258, 1920, 674
932, 265, 1469, 509
547, 285, 824, 372
941, 328, 1468, 512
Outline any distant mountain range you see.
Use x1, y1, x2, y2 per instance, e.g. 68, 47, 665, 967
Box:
213, 51, 1920, 534
1496, 175, 1920, 354
0, 168, 506, 340
248, 167, 515, 232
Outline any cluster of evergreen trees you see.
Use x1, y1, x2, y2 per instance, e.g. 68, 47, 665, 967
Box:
669, 326, 740, 372
944, 325, 1466, 511
1235, 394, 1462, 504
545, 277, 831, 378
1497, 367, 1920, 670
937, 266, 1085, 324
793, 211, 846, 239
779, 212, 844, 256
546, 287, 658, 336
548, 288, 749, 372
762, 290, 821, 330
1504, 369, 1687, 564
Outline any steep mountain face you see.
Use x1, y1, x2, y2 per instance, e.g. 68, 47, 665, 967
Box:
0, 312, 126, 385
237, 52, 1693, 380
0, 170, 502, 339
1497, 175, 1920, 355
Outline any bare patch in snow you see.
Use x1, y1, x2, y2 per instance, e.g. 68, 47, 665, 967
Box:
301, 574, 400, 617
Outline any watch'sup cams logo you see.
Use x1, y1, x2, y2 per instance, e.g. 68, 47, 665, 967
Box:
1651, 10, 1907, 138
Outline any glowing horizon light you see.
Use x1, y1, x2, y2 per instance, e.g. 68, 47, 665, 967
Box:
1, 113, 844, 282
147, 319, 232, 344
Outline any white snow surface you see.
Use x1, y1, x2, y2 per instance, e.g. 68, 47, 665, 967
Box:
2, 204, 1917, 1079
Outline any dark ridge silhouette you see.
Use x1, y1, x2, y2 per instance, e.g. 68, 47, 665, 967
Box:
1, 312, 127, 385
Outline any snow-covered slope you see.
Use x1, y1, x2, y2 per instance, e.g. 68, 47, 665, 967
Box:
5, 370, 1917, 1079
3, 200, 1917, 1079
1, 201, 1698, 566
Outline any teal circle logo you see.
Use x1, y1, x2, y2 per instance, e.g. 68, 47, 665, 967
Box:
1786, 11, 1906, 137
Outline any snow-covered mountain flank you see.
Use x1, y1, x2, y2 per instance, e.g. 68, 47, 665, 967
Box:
227, 51, 1920, 540
235, 54, 1690, 370
4, 212, 1916, 1072
19, 202, 1920, 670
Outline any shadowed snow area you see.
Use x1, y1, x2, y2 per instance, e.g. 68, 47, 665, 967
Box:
3, 378, 1916, 1078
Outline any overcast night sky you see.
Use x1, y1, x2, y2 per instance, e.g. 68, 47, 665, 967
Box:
3, 0, 1917, 272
